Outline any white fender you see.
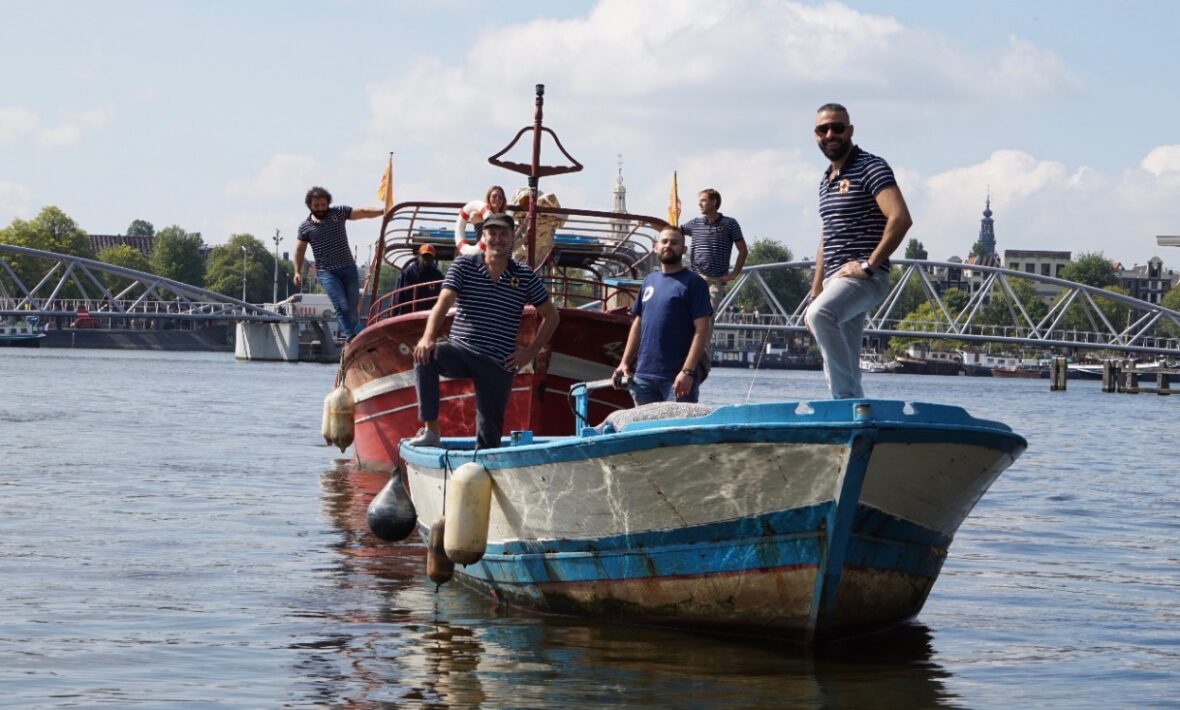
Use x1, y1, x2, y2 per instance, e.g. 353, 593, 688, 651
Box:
454, 199, 490, 256
443, 462, 493, 565
322, 385, 355, 452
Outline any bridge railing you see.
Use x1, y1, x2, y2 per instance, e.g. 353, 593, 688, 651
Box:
712, 259, 1180, 357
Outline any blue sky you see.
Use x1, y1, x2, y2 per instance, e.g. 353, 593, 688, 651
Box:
3, 0, 1180, 268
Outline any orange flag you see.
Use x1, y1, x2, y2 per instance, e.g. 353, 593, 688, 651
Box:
666, 171, 681, 226
375, 153, 393, 212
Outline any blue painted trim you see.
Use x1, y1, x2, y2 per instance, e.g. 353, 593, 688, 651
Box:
443, 502, 948, 588
812, 431, 875, 626
398, 399, 1026, 471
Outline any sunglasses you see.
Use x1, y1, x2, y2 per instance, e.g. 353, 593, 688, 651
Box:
814, 122, 847, 136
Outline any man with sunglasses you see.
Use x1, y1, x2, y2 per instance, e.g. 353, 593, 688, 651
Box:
804, 103, 912, 399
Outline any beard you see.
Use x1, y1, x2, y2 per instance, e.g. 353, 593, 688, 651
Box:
311, 209, 330, 219
819, 139, 851, 162
658, 250, 683, 265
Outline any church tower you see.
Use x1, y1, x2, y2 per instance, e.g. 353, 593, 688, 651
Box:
610, 155, 630, 237
977, 191, 996, 258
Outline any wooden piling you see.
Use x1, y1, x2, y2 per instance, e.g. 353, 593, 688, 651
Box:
1102, 361, 1119, 393
1124, 369, 1140, 394
1157, 371, 1171, 396
1049, 356, 1067, 391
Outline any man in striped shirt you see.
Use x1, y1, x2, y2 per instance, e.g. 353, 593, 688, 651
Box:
681, 188, 747, 312
409, 213, 560, 450
804, 103, 912, 399
294, 186, 384, 340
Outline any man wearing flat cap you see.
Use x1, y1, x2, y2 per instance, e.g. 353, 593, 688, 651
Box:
409, 213, 560, 449
393, 243, 445, 314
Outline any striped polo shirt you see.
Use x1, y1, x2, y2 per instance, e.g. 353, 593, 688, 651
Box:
297, 206, 355, 271
443, 253, 550, 368
682, 214, 744, 278
818, 146, 896, 278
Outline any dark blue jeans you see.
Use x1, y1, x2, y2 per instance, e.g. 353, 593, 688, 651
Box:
318, 264, 363, 338
415, 341, 514, 450
629, 373, 700, 406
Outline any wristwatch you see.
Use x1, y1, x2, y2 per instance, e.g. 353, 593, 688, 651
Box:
860, 260, 874, 275
681, 368, 695, 378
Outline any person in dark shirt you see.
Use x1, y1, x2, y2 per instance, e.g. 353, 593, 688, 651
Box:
394, 244, 445, 314
294, 186, 383, 339
613, 226, 712, 404
408, 214, 560, 450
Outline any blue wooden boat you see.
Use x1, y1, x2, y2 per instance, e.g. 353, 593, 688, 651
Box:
398, 396, 1026, 642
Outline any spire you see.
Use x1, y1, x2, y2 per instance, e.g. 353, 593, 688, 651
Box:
977, 190, 996, 258
612, 154, 626, 213
610, 154, 630, 236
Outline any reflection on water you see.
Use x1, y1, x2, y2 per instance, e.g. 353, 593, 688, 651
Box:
315, 461, 956, 708
3, 351, 1178, 708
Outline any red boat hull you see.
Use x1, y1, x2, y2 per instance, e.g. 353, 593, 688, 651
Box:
342, 307, 635, 472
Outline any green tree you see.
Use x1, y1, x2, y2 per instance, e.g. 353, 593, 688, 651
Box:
980, 277, 1049, 330
96, 244, 151, 296
879, 266, 925, 322
1053, 284, 1130, 333
126, 219, 155, 238
732, 239, 808, 314
1061, 251, 1117, 289
205, 234, 277, 303
1158, 283, 1180, 338
904, 238, 928, 260
969, 241, 984, 259
150, 225, 206, 287
0, 206, 93, 299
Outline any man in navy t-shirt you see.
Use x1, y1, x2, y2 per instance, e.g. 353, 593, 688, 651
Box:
613, 226, 713, 405
294, 186, 384, 339
408, 213, 560, 450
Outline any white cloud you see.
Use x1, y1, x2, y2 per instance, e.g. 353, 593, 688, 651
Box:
914, 149, 1180, 264
1141, 145, 1180, 176
226, 154, 322, 200
0, 107, 40, 143
0, 181, 32, 218
0, 105, 115, 147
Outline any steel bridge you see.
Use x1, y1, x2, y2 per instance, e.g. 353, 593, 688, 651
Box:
714, 258, 1180, 358
5, 244, 1179, 357
0, 243, 290, 325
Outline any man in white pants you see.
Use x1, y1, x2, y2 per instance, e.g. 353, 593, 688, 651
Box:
804, 103, 912, 399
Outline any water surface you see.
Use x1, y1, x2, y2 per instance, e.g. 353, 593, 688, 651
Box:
1, 350, 1177, 707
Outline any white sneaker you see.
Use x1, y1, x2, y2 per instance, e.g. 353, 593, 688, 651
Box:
407, 427, 441, 447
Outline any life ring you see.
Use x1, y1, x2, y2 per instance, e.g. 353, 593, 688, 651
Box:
454, 199, 490, 255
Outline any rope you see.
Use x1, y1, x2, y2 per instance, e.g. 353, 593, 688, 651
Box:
743, 326, 772, 403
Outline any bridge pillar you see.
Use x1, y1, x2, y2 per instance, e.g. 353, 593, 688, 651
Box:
235, 322, 300, 361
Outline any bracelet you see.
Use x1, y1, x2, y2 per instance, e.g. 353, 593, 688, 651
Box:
681, 368, 695, 377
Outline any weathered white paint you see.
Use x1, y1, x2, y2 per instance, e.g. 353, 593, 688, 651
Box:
407, 441, 849, 542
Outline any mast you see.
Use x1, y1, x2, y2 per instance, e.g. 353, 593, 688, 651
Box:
487, 84, 583, 268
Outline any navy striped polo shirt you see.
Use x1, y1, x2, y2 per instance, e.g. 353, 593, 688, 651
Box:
682, 214, 744, 278
297, 205, 355, 271
443, 253, 550, 368
818, 146, 896, 278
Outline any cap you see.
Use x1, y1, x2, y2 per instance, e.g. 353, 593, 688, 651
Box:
481, 213, 515, 232
418, 244, 436, 256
